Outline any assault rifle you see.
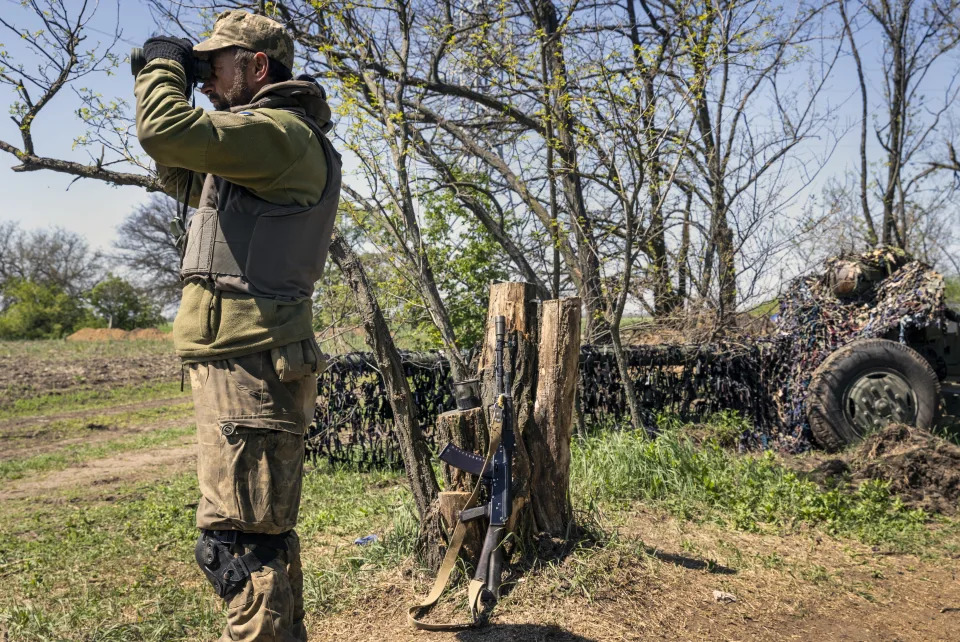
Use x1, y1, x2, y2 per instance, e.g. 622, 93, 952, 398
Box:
408, 315, 515, 629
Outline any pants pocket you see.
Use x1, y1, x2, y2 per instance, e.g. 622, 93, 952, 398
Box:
270, 338, 326, 383
217, 420, 305, 532
193, 351, 314, 532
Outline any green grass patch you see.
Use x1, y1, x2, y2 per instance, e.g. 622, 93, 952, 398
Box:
0, 381, 187, 421
0, 401, 193, 444
0, 463, 418, 641
1, 412, 954, 639
0, 472, 220, 641
571, 426, 930, 550
0, 423, 195, 481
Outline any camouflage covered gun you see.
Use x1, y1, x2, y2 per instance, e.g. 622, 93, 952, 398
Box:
438, 315, 514, 617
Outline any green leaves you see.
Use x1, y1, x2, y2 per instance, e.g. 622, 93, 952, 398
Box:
420, 184, 510, 348
88, 274, 164, 331
0, 279, 88, 340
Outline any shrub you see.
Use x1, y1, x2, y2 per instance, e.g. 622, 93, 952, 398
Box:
0, 279, 90, 339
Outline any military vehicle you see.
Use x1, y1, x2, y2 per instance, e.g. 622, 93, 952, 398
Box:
800, 251, 959, 451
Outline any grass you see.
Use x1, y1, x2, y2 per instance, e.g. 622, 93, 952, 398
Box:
0, 381, 187, 420
0, 400, 193, 443
1, 403, 955, 639
0, 472, 220, 641
0, 338, 173, 362
571, 423, 931, 551
0, 461, 418, 641
0, 423, 195, 480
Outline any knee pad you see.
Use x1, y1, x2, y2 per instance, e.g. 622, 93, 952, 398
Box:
195, 530, 288, 601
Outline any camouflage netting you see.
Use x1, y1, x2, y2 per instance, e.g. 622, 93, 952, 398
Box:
307, 343, 778, 467
307, 248, 947, 466
770, 247, 946, 450
309, 351, 455, 468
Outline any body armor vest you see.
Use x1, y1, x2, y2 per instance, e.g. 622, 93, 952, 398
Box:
179, 110, 342, 302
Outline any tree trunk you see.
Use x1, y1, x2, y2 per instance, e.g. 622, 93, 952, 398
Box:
328, 230, 444, 570
476, 285, 583, 544
530, 0, 610, 344
530, 298, 581, 536
716, 219, 737, 319
839, 0, 879, 247
479, 282, 540, 545
677, 190, 692, 303
435, 407, 488, 560
438, 491, 484, 562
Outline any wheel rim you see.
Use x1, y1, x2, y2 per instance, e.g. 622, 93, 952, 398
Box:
842, 368, 918, 438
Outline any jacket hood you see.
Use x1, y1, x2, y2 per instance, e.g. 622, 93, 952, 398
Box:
233, 79, 333, 134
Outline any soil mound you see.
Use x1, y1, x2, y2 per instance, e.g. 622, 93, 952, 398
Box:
127, 328, 170, 341
67, 328, 171, 342
67, 328, 129, 341
853, 424, 960, 514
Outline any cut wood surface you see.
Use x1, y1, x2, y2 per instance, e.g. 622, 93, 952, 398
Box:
435, 408, 487, 491
437, 490, 484, 563
531, 297, 582, 535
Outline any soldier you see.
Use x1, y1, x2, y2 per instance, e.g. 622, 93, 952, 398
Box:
134, 10, 341, 641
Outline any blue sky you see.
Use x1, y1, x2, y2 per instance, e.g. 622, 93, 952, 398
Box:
0, 1, 159, 250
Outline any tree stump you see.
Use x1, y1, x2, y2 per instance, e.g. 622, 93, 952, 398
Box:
435, 408, 487, 489
440, 283, 582, 570
479, 282, 541, 542
435, 408, 487, 561
437, 491, 484, 562
530, 297, 581, 535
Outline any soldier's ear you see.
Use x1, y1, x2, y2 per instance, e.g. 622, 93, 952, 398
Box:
253, 51, 270, 83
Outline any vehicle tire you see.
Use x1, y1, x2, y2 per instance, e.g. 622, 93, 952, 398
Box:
806, 338, 940, 451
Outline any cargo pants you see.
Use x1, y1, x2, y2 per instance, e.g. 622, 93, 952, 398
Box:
188, 340, 320, 642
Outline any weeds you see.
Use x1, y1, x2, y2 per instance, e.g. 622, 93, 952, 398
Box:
571, 426, 930, 550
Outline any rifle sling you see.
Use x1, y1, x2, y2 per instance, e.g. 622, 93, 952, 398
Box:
407, 408, 504, 631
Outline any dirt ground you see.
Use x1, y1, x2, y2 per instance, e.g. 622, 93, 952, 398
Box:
315, 518, 960, 642
0, 441, 196, 501
0, 342, 180, 404
5, 428, 958, 641
793, 424, 960, 515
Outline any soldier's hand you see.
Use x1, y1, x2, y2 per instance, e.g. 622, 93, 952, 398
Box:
143, 36, 197, 88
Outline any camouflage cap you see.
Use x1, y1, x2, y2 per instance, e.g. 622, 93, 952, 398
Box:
194, 10, 294, 71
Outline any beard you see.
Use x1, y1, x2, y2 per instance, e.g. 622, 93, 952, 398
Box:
208, 59, 256, 111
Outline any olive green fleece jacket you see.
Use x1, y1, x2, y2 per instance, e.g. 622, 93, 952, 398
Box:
134, 58, 329, 362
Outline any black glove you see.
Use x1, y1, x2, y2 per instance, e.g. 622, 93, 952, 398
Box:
143, 36, 196, 86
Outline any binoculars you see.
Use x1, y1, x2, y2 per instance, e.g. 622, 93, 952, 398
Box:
130, 47, 212, 83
